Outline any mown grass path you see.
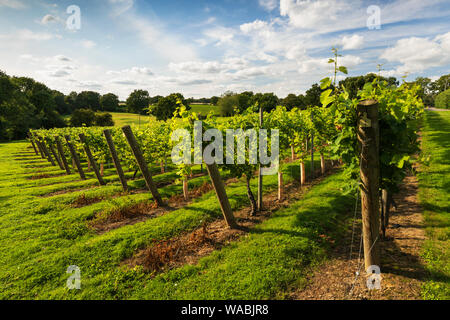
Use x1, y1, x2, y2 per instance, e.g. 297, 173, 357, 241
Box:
418, 111, 450, 299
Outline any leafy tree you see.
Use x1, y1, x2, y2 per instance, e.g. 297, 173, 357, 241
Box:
95, 112, 115, 126
218, 92, 239, 116
435, 89, 450, 109
237, 91, 254, 113
410, 77, 434, 106
76, 91, 101, 111
52, 90, 70, 115
65, 91, 79, 113
210, 96, 219, 105
250, 92, 279, 112
282, 93, 307, 110
100, 93, 119, 112
11, 76, 66, 129
304, 84, 322, 107
127, 89, 150, 115
70, 109, 96, 127
433, 74, 450, 94
150, 93, 190, 121
149, 95, 163, 105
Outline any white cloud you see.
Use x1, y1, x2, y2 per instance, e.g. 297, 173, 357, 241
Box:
240, 20, 268, 34
380, 32, 450, 75
107, 67, 154, 76
259, 0, 278, 12
203, 27, 235, 46
341, 34, 364, 50
0, 0, 25, 9
280, 0, 358, 30
41, 14, 59, 25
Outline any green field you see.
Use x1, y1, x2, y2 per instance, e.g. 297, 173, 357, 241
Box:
418, 111, 450, 300
189, 104, 219, 115
110, 113, 153, 127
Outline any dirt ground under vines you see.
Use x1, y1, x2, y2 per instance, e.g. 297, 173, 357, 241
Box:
290, 174, 427, 300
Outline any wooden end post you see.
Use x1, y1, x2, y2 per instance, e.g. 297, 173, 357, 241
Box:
358, 100, 381, 270
206, 163, 238, 229
121, 125, 163, 206
103, 129, 128, 191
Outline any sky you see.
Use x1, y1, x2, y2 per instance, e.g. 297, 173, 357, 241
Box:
0, 0, 449, 100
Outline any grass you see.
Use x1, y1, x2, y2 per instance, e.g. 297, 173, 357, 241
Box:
109, 113, 153, 127
189, 104, 219, 115
417, 111, 450, 300
0, 139, 334, 299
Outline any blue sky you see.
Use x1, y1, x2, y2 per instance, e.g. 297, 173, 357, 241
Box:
0, 0, 449, 99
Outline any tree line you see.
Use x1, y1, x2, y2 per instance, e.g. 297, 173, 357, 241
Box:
1, 68, 449, 141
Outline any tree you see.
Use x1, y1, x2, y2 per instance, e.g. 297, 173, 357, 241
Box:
70, 109, 96, 127
237, 91, 254, 112
210, 96, 219, 105
250, 92, 279, 112
218, 92, 239, 116
433, 74, 450, 94
149, 95, 163, 105
100, 93, 119, 112
127, 89, 150, 115
52, 90, 70, 115
65, 91, 78, 113
11, 76, 66, 129
304, 84, 322, 107
411, 77, 434, 107
150, 93, 190, 121
435, 89, 450, 109
95, 112, 115, 126
282, 93, 307, 110
76, 91, 101, 111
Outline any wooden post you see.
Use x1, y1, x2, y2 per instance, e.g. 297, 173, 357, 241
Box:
300, 160, 306, 186
64, 135, 86, 180
79, 133, 105, 186
34, 137, 46, 159
183, 177, 189, 201
291, 145, 295, 161
122, 126, 163, 206
380, 189, 391, 239
36, 137, 47, 160
55, 137, 71, 175
28, 134, 39, 155
48, 140, 64, 170
40, 138, 56, 166
278, 171, 283, 201
103, 129, 128, 191
358, 100, 380, 270
206, 163, 238, 229
257, 107, 263, 211
320, 153, 326, 175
